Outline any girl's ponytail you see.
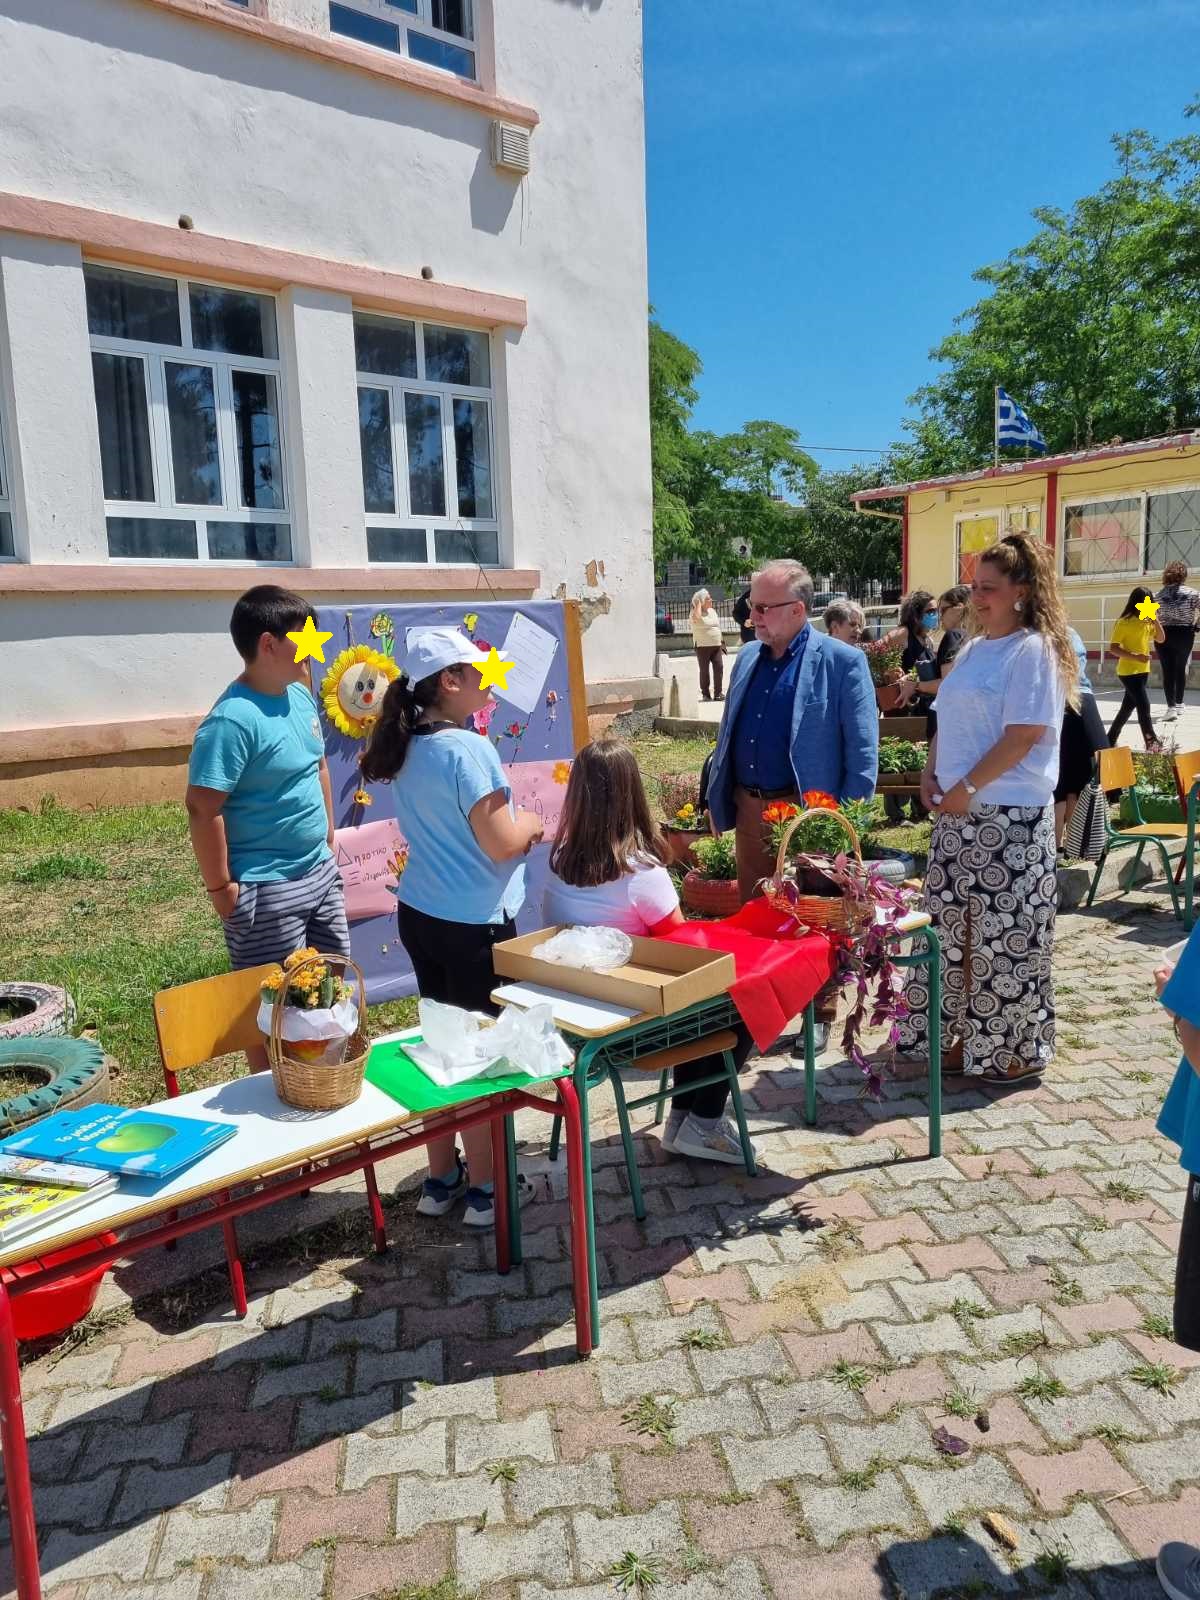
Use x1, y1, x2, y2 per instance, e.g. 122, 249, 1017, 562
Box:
360, 666, 464, 783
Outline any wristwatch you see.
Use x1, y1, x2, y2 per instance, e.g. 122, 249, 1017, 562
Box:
963, 779, 978, 797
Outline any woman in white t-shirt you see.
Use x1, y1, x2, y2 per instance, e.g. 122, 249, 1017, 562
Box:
546, 740, 755, 1164
896, 533, 1076, 1083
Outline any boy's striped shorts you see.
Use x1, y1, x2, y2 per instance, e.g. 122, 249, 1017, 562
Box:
220, 855, 351, 970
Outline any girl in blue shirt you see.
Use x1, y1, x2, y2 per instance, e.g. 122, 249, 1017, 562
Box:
1154, 933, 1200, 1355
361, 628, 543, 1227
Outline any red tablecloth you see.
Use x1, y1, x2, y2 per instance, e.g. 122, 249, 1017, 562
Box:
661, 900, 836, 1052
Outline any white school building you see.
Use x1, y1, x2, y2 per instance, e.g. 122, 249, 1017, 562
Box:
0, 0, 657, 808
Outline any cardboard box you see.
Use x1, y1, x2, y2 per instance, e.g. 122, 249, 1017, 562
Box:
493, 927, 735, 1017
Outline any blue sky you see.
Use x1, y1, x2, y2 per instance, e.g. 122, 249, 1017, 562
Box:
643, 0, 1200, 472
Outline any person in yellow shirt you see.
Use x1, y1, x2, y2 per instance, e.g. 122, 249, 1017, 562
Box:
1108, 586, 1167, 751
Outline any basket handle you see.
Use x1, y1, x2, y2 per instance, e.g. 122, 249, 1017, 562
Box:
774, 806, 863, 878
268, 952, 367, 1066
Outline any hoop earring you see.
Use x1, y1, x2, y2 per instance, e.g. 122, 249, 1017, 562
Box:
1014, 600, 1024, 613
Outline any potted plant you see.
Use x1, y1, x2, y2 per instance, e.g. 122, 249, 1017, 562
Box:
257, 948, 360, 1068
681, 831, 741, 917
761, 792, 917, 1097
657, 772, 709, 866
1120, 748, 1183, 825
861, 638, 905, 712
877, 737, 928, 789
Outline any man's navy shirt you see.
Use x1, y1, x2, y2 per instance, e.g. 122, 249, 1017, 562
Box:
732, 625, 809, 791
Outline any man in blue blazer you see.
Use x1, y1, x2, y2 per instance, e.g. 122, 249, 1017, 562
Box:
706, 560, 878, 1045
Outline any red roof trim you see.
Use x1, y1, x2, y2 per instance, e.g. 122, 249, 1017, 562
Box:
851, 431, 1200, 504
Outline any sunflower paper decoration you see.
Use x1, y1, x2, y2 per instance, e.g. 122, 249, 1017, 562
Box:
321, 645, 400, 739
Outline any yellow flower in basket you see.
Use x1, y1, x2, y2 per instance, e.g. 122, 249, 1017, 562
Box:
283, 946, 319, 973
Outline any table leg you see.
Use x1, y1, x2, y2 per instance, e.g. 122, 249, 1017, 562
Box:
0, 1280, 42, 1600
218, 1191, 248, 1319
504, 1114, 523, 1268
803, 1003, 817, 1126
574, 1047, 601, 1349
362, 1158, 388, 1256
557, 1078, 592, 1358
925, 928, 942, 1158
491, 1115, 511, 1276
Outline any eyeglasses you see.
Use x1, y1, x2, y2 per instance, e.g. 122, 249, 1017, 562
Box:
749, 599, 799, 616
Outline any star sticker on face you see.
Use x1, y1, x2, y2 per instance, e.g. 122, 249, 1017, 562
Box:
1136, 596, 1160, 622
473, 646, 515, 693
287, 615, 334, 664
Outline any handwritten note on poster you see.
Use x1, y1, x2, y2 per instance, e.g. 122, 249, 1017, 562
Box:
334, 818, 406, 923
496, 614, 559, 715
506, 758, 572, 839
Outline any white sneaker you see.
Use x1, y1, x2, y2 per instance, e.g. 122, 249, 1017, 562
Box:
660, 1111, 688, 1154
1157, 1543, 1200, 1600
671, 1113, 756, 1166
1165, 706, 1181, 721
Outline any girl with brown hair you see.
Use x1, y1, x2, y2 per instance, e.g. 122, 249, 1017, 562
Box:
897, 533, 1076, 1083
545, 740, 755, 1164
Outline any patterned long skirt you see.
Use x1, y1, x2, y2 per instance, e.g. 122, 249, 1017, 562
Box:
896, 803, 1057, 1077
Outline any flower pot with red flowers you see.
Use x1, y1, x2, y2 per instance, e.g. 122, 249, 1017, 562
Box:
681, 832, 741, 918
861, 638, 905, 711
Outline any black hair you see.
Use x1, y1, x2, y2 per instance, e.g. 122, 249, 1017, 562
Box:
1120, 585, 1154, 619
230, 585, 316, 661
359, 666, 465, 783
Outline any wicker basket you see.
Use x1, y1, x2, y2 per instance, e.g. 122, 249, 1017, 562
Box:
761, 808, 873, 936
267, 953, 368, 1112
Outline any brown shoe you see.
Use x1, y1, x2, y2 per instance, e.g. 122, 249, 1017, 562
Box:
981, 1058, 1044, 1084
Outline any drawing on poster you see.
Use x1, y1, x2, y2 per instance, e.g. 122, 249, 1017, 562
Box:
334, 817, 407, 922
495, 614, 559, 714
507, 759, 572, 839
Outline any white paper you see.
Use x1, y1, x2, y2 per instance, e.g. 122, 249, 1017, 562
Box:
493, 981, 639, 1032
495, 614, 559, 714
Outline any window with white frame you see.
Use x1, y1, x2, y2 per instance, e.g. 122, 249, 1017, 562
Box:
84, 264, 291, 563
954, 503, 1041, 583
329, 0, 476, 81
0, 398, 14, 560
354, 311, 497, 565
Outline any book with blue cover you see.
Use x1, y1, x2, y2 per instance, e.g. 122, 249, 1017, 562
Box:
0, 1103, 236, 1180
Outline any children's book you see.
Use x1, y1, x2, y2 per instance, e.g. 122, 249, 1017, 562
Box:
0, 1154, 115, 1190
0, 1104, 236, 1180
0, 1176, 118, 1246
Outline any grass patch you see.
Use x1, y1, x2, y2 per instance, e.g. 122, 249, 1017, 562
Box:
1094, 1423, 1131, 1445
1048, 1267, 1084, 1306
9, 851, 109, 885
1129, 1361, 1180, 1396
830, 1359, 872, 1394
679, 1328, 726, 1352
941, 1387, 978, 1420
608, 1551, 662, 1594
486, 1460, 517, 1484
838, 1456, 886, 1492
1103, 1178, 1147, 1203
622, 1395, 677, 1446
999, 1329, 1049, 1359
950, 1297, 989, 1332
815, 1218, 863, 1261
1140, 1312, 1174, 1340
1033, 1544, 1072, 1585
1018, 1370, 1066, 1403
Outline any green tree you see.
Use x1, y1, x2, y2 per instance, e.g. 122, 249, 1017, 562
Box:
684, 421, 816, 584
648, 317, 701, 569
897, 102, 1200, 478
798, 464, 901, 590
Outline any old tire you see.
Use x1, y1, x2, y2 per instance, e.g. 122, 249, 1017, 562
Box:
0, 1038, 111, 1131
0, 983, 76, 1042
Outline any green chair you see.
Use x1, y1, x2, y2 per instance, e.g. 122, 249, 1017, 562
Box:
1086, 745, 1189, 920
1174, 749, 1200, 931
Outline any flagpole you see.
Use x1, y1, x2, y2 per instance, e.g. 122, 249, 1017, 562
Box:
993, 385, 1000, 470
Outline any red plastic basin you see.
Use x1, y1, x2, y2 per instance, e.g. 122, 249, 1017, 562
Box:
2, 1233, 120, 1342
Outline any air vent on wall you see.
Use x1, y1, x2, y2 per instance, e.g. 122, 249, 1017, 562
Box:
491, 120, 531, 176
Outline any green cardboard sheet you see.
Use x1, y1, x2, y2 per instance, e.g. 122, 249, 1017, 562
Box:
364, 1034, 569, 1114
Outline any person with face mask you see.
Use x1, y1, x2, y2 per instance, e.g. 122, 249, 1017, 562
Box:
896, 586, 970, 733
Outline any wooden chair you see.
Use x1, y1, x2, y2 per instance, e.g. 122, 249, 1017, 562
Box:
1174, 750, 1200, 929
153, 966, 387, 1318
1085, 746, 1188, 920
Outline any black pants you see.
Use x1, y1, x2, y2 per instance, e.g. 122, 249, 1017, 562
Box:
1157, 625, 1195, 708
397, 902, 515, 1018
1107, 672, 1156, 746
671, 1022, 753, 1119
696, 645, 724, 699
1176, 1172, 1200, 1352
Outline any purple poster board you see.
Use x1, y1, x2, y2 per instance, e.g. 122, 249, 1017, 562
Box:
313, 600, 577, 1003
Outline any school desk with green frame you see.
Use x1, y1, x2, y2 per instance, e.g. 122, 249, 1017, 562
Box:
498, 907, 942, 1347
0, 1053, 590, 1600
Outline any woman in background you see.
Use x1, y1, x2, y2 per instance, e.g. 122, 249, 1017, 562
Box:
690, 589, 726, 702
897, 585, 969, 734
1108, 586, 1166, 752
887, 590, 937, 680
823, 600, 866, 644
1155, 561, 1200, 721
1055, 628, 1108, 847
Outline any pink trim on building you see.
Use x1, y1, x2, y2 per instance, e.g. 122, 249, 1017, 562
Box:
0, 565, 540, 596
0, 192, 527, 330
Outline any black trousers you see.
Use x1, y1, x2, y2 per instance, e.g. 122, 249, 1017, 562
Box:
1157, 625, 1195, 707
397, 902, 515, 1018
1176, 1172, 1200, 1352
695, 645, 724, 699
671, 1021, 753, 1119
1107, 673, 1156, 746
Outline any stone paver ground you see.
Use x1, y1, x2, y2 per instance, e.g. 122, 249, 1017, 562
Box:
5, 887, 1198, 1600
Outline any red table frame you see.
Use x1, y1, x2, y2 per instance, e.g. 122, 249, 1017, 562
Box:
0, 1079, 590, 1600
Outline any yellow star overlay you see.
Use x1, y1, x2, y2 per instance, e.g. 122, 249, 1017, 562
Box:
473, 646, 515, 693
1136, 596, 1160, 622
287, 615, 334, 664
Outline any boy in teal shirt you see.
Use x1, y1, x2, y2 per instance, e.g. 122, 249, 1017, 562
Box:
187, 586, 349, 1066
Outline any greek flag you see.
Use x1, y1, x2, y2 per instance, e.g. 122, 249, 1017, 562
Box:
996, 387, 1046, 452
